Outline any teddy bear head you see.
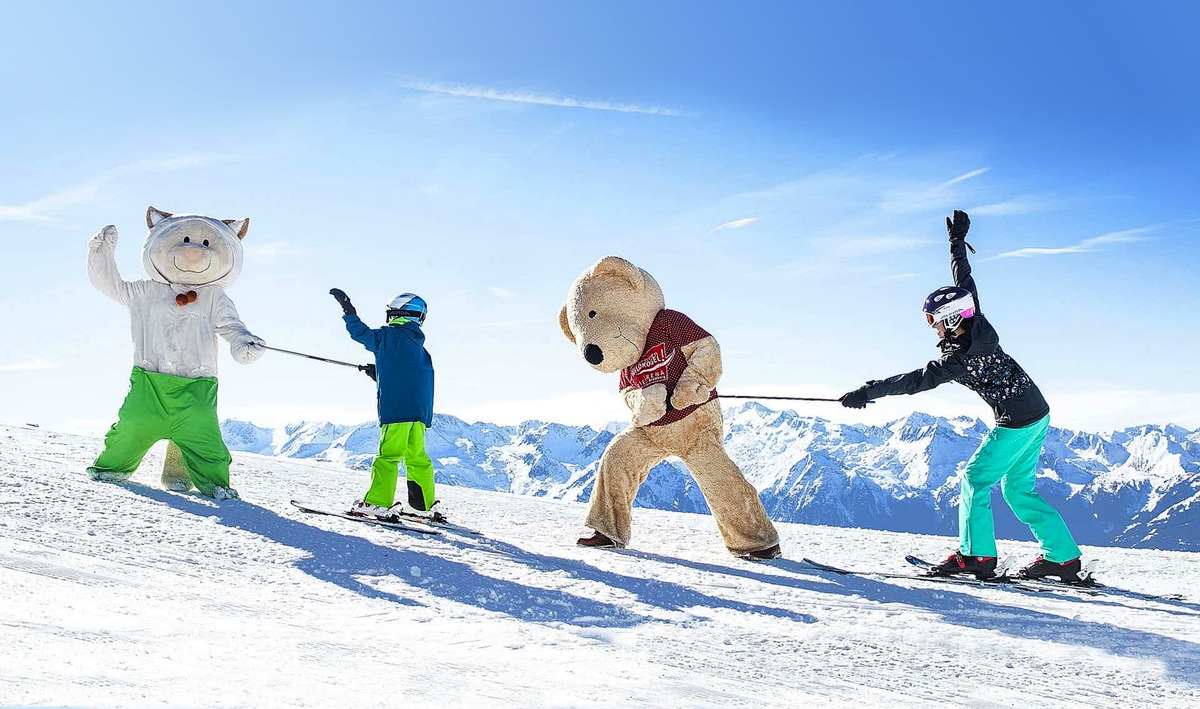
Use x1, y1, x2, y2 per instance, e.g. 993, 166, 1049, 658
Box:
141, 206, 249, 288
559, 256, 666, 374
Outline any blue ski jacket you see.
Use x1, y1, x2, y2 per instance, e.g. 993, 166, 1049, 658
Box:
343, 315, 434, 427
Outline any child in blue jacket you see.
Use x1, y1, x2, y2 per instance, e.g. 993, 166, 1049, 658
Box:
330, 288, 442, 522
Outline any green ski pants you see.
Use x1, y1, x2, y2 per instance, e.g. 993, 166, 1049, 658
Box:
91, 367, 232, 498
960, 414, 1081, 562
363, 422, 436, 510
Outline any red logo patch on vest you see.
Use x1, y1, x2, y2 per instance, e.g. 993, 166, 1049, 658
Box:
629, 342, 674, 388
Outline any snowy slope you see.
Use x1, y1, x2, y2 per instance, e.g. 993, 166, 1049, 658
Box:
2, 422, 1199, 709
220, 403, 1200, 551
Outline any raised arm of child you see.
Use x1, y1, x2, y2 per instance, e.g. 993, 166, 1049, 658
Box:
947, 210, 979, 312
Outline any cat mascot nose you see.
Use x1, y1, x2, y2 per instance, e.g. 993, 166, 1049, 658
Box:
179, 245, 207, 264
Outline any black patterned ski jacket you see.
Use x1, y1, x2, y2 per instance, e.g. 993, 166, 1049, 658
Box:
863, 240, 1050, 429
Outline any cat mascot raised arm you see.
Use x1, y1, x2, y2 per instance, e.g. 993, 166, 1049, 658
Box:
86, 206, 265, 499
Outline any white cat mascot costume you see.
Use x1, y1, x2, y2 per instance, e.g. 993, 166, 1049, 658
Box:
86, 206, 265, 499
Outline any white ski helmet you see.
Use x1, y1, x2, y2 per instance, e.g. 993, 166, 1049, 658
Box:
923, 286, 975, 330
386, 293, 427, 323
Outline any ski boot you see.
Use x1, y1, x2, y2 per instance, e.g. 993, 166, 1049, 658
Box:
87, 467, 133, 483
576, 530, 619, 548
737, 543, 783, 561
391, 500, 448, 525
211, 486, 239, 501
927, 551, 999, 579
348, 500, 392, 519
1017, 556, 1088, 584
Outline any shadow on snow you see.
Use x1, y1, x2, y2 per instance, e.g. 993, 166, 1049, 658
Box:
434, 528, 817, 624
623, 550, 1200, 685
122, 485, 814, 629
117, 483, 1197, 685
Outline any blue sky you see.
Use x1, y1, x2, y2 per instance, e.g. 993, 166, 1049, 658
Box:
2, 1, 1198, 434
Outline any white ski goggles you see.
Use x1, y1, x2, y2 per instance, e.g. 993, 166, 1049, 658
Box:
925, 293, 975, 329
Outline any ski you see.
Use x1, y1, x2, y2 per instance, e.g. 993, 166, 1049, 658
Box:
820, 554, 1185, 604
800, 557, 1023, 591
385, 509, 483, 536
289, 500, 442, 536
800, 556, 1105, 597
907, 556, 1180, 602
903, 555, 1102, 596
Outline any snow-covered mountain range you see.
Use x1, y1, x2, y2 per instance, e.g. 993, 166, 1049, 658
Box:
222, 403, 1200, 551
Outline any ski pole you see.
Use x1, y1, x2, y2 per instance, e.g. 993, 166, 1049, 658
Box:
260, 345, 366, 370
718, 394, 875, 404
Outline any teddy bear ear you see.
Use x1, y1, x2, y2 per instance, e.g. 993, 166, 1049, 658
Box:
559, 304, 576, 344
146, 206, 173, 228
221, 218, 250, 240
590, 256, 645, 291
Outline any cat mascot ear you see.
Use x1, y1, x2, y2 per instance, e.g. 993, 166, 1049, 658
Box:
146, 206, 174, 228
221, 218, 250, 240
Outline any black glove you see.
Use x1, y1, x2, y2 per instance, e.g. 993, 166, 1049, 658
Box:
361, 363, 377, 382
946, 210, 971, 242
330, 288, 356, 316
839, 385, 873, 409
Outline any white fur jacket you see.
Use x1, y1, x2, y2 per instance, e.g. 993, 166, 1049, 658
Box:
87, 211, 264, 379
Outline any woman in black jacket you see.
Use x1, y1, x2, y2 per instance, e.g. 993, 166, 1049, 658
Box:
840, 211, 1084, 582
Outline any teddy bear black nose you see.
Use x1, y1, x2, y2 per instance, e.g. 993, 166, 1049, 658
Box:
584, 344, 604, 365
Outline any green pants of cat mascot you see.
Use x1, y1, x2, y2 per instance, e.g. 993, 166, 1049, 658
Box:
560, 256, 781, 559
86, 207, 266, 499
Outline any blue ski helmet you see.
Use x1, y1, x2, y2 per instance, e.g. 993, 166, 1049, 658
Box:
923, 286, 975, 330
387, 293, 427, 324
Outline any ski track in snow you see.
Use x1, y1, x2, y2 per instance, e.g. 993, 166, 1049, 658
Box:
1, 423, 1197, 709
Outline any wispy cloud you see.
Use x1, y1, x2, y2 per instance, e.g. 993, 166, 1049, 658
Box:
878, 167, 991, 213
967, 195, 1057, 217
985, 227, 1154, 261
0, 155, 229, 223
731, 172, 863, 202
876, 272, 921, 282
707, 159, 1072, 283
941, 167, 990, 187
857, 152, 902, 162
755, 234, 932, 279
398, 80, 692, 117
828, 236, 930, 257
0, 359, 60, 372
709, 217, 760, 234
488, 286, 517, 299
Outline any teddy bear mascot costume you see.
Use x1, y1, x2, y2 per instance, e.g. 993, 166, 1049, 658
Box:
85, 206, 265, 500
560, 256, 781, 559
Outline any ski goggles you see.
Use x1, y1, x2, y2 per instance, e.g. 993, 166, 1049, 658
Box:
925, 294, 975, 328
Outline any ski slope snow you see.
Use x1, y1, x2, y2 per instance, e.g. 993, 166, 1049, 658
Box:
1, 423, 1198, 708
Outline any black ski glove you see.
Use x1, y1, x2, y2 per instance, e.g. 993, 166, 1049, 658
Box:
839, 385, 873, 409
361, 363, 377, 382
946, 210, 970, 242
330, 288, 356, 316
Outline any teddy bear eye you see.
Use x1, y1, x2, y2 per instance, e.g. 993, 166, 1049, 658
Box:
588, 311, 597, 319
183, 236, 190, 243
202, 239, 209, 247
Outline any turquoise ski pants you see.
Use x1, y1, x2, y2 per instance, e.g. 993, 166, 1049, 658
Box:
363, 422, 436, 510
960, 414, 1081, 562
